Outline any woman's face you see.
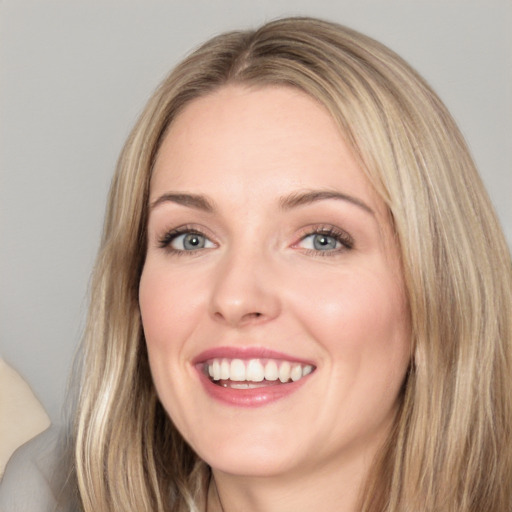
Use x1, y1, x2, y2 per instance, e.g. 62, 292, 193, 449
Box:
139, 85, 411, 479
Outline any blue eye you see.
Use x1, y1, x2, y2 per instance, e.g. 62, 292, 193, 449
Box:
159, 230, 215, 252
300, 233, 341, 251
296, 228, 354, 254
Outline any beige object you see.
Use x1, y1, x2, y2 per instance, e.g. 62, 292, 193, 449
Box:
0, 357, 51, 478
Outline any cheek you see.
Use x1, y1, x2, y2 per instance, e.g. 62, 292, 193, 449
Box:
288, 265, 410, 380
139, 269, 175, 392
139, 264, 204, 428
139, 275, 171, 355
139, 262, 205, 352
138, 263, 200, 416
296, 269, 410, 439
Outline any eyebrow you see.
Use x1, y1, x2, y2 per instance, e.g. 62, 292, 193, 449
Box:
150, 189, 374, 215
150, 192, 215, 212
279, 189, 374, 214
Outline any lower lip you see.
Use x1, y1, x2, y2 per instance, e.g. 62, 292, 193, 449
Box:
196, 369, 310, 407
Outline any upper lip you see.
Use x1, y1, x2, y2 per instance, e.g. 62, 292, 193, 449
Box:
192, 346, 315, 366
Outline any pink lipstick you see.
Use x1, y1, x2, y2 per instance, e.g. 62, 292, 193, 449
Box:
193, 347, 315, 407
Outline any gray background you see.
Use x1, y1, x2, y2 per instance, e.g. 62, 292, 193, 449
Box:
1, 0, 511, 424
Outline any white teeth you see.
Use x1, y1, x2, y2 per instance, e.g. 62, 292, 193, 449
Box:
246, 359, 265, 382
264, 360, 279, 381
230, 383, 249, 389
205, 358, 315, 384
279, 361, 291, 382
230, 359, 246, 381
220, 359, 230, 380
290, 364, 302, 382
212, 359, 221, 381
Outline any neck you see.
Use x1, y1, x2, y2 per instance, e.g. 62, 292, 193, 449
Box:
208, 450, 374, 512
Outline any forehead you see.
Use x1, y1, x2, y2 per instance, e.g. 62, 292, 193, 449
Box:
151, 85, 380, 212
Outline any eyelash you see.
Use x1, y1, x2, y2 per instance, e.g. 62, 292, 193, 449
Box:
157, 225, 212, 254
157, 224, 354, 256
294, 225, 354, 256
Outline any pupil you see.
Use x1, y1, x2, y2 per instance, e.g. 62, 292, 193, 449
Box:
184, 234, 204, 249
313, 234, 336, 250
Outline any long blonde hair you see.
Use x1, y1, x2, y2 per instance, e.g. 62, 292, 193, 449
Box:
73, 17, 512, 511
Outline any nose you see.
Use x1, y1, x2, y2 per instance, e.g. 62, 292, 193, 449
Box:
209, 247, 281, 328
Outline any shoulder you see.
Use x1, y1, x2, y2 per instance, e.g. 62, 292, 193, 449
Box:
0, 425, 76, 512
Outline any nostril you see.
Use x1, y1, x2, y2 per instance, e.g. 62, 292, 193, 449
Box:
213, 310, 264, 326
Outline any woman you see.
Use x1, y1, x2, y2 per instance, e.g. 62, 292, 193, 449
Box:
3, 16, 511, 512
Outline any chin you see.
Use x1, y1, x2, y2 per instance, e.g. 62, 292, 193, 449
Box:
188, 423, 305, 477
203, 448, 298, 478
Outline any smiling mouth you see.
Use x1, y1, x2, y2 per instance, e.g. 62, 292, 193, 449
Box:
204, 358, 315, 389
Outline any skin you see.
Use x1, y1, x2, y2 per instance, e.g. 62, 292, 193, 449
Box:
139, 85, 411, 512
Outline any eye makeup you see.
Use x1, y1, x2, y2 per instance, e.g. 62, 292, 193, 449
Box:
155, 221, 354, 259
